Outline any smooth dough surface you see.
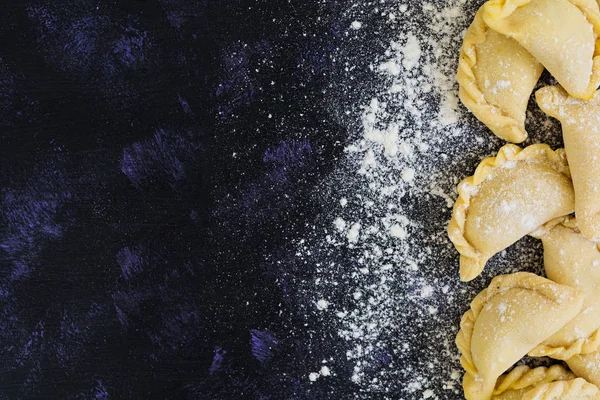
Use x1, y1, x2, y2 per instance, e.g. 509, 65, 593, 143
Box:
528, 220, 600, 359
448, 144, 574, 282
456, 272, 584, 400
457, 8, 543, 142
483, 0, 600, 100
536, 86, 600, 241
568, 351, 600, 388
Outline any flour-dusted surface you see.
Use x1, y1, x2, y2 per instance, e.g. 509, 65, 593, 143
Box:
293, 1, 566, 398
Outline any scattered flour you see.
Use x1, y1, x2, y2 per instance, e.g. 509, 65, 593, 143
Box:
301, 2, 474, 397
296, 0, 562, 398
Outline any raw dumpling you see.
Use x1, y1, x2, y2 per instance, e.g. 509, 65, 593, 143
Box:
527, 218, 600, 359
568, 351, 600, 389
456, 272, 584, 400
521, 378, 600, 399
483, 0, 600, 100
448, 144, 574, 282
457, 8, 543, 142
536, 86, 600, 241
493, 365, 575, 399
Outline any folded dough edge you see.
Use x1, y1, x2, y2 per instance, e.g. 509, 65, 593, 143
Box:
529, 328, 600, 360
521, 377, 600, 399
494, 365, 575, 396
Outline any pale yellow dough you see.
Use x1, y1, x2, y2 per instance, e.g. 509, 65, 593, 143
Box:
448, 144, 574, 282
527, 218, 600, 359
569, 351, 600, 389
558, 222, 600, 387
483, 0, 600, 100
520, 378, 600, 399
457, 8, 543, 143
493, 365, 575, 399
536, 86, 600, 241
456, 272, 584, 400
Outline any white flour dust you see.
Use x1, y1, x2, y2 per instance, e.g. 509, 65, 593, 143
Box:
296, 0, 564, 399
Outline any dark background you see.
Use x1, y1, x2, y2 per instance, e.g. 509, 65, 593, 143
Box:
0, 0, 389, 398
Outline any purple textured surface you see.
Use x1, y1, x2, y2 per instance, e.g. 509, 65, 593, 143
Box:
0, 0, 368, 398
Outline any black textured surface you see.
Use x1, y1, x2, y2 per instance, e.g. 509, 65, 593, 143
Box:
0, 0, 364, 398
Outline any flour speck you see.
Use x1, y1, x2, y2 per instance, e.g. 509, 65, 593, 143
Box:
351, 21, 362, 30
317, 299, 329, 311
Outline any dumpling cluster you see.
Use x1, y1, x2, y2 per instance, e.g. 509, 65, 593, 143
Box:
454, 220, 600, 399
458, 0, 600, 143
450, 0, 600, 399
